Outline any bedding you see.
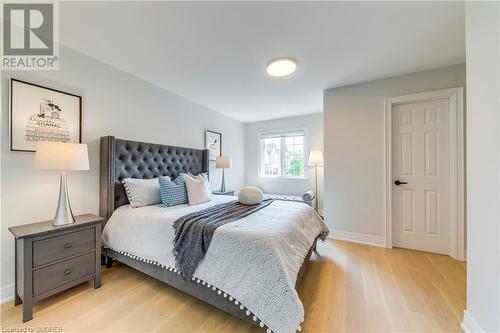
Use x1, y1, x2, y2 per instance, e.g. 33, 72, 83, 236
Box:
188, 172, 211, 195
159, 175, 188, 207
122, 177, 162, 208
238, 186, 263, 205
185, 174, 212, 205
102, 195, 329, 333
173, 198, 275, 281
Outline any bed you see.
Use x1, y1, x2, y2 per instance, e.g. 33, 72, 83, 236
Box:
99, 136, 328, 333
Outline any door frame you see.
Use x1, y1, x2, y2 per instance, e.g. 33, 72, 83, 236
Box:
384, 87, 465, 260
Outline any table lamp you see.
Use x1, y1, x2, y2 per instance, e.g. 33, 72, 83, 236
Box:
308, 150, 324, 212
215, 156, 231, 192
34, 142, 90, 226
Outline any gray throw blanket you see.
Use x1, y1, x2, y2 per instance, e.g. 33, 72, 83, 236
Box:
173, 198, 275, 281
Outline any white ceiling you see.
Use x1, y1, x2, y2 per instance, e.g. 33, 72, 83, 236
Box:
60, 1, 465, 123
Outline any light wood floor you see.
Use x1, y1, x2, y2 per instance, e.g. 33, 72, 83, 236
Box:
1, 240, 466, 332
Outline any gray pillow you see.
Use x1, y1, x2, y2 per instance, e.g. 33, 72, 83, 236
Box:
122, 177, 164, 208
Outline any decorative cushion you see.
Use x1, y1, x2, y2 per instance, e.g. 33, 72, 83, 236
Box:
185, 175, 212, 206
122, 178, 163, 208
159, 175, 188, 207
238, 187, 263, 205
188, 172, 212, 194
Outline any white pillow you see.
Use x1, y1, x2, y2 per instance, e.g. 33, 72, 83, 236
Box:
122, 177, 164, 208
195, 174, 212, 200
188, 172, 212, 194
238, 187, 263, 205
185, 175, 212, 205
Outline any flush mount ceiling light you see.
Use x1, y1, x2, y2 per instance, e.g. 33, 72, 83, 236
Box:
266, 58, 297, 77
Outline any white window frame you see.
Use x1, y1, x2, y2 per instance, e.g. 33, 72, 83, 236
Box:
258, 128, 308, 180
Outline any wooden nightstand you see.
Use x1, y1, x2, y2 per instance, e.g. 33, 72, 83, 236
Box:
212, 190, 235, 196
8, 214, 105, 322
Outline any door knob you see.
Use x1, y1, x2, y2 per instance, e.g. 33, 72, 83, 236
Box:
394, 180, 408, 186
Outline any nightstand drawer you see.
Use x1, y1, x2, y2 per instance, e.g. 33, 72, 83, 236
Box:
33, 228, 95, 267
33, 252, 95, 296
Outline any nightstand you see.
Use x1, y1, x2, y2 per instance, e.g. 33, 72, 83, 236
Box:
8, 214, 105, 322
212, 190, 235, 196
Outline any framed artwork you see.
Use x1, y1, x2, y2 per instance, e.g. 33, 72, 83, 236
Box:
205, 130, 222, 161
9, 78, 82, 152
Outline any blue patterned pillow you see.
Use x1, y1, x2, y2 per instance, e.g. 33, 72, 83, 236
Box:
159, 175, 188, 207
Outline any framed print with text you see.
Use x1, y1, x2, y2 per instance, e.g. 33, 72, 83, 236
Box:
10, 78, 82, 152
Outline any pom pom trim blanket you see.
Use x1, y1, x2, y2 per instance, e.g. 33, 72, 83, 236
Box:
102, 195, 329, 333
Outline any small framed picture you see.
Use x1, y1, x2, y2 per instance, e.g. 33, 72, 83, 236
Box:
9, 78, 82, 152
205, 130, 222, 161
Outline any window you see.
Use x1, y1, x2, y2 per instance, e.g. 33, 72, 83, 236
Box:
259, 130, 306, 178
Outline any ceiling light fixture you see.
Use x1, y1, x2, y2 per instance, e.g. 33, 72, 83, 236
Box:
266, 57, 297, 77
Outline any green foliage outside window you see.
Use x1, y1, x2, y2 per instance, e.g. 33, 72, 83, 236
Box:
287, 153, 304, 176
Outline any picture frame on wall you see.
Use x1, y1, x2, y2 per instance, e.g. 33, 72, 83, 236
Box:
9, 78, 82, 152
205, 130, 222, 161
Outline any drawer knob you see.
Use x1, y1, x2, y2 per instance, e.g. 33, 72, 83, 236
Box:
64, 242, 72, 248
64, 269, 72, 276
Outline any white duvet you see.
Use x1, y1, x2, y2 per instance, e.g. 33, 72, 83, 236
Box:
102, 195, 329, 333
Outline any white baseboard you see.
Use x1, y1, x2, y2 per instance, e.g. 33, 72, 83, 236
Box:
461, 310, 484, 333
1, 283, 14, 304
330, 229, 386, 248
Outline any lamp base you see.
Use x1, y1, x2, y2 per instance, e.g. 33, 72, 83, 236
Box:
53, 171, 75, 226
220, 169, 226, 192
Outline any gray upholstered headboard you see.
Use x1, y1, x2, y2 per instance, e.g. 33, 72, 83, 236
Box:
99, 136, 209, 220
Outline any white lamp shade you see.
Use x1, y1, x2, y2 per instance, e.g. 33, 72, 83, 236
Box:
215, 156, 232, 169
308, 150, 324, 165
34, 142, 90, 171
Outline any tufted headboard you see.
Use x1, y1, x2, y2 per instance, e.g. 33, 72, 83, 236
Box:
99, 136, 209, 220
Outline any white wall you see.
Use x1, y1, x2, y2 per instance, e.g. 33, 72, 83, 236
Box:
0, 45, 245, 301
244, 114, 324, 212
323, 64, 466, 237
463, 2, 500, 332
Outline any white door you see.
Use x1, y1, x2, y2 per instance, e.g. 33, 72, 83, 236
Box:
392, 98, 450, 254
